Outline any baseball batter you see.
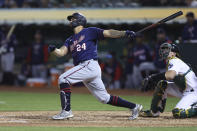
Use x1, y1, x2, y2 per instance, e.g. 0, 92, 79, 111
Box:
48, 12, 143, 120
140, 42, 197, 118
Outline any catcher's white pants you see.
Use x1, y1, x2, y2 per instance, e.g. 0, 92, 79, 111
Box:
59, 59, 110, 104
166, 83, 197, 109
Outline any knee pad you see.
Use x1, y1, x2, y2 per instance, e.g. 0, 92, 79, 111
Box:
157, 80, 168, 91
172, 108, 197, 118
58, 74, 69, 85
96, 93, 110, 104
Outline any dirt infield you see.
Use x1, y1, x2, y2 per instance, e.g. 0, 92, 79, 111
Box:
0, 111, 197, 127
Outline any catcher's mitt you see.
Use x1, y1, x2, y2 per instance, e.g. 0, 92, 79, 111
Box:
142, 72, 166, 91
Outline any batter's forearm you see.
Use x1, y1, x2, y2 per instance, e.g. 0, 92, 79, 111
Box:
52, 49, 64, 57
103, 29, 126, 38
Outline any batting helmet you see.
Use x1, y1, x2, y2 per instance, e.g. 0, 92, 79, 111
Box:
67, 12, 87, 28
159, 43, 180, 60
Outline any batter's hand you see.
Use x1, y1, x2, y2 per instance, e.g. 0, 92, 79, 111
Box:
125, 30, 136, 39
48, 45, 56, 53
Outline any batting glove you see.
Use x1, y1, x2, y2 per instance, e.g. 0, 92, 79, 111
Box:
125, 30, 136, 39
48, 45, 56, 53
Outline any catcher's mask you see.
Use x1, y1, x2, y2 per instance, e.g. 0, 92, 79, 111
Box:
159, 43, 180, 60
67, 12, 87, 28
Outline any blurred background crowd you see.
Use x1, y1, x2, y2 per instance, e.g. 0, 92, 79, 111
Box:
0, 0, 197, 8
0, 1, 196, 91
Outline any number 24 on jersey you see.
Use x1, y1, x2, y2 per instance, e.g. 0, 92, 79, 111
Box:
76, 43, 86, 52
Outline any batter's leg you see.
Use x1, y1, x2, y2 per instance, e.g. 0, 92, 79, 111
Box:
53, 62, 93, 120
83, 77, 143, 120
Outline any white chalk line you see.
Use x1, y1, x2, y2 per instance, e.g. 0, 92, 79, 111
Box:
0, 101, 6, 104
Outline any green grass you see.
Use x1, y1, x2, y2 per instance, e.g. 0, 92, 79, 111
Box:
0, 127, 197, 131
0, 91, 179, 111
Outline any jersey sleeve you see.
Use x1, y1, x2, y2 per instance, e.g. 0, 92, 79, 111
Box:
88, 27, 104, 40
64, 36, 72, 50
167, 59, 181, 75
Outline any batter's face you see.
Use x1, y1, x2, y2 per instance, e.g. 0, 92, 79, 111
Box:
69, 18, 76, 25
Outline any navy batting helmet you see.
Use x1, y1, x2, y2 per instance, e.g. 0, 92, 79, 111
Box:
67, 12, 87, 28
159, 43, 180, 60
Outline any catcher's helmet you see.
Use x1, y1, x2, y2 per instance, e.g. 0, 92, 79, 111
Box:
159, 43, 180, 60
67, 12, 87, 28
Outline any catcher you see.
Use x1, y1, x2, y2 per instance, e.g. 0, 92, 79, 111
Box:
140, 42, 197, 118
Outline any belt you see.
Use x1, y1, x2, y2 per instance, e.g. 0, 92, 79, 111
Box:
76, 58, 98, 65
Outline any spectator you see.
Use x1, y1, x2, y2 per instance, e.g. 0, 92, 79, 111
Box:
39, 0, 52, 8
0, 0, 195, 8
141, 0, 161, 6
170, 0, 186, 6
0, 25, 18, 85
15, 0, 25, 7
102, 52, 123, 89
182, 12, 197, 43
153, 28, 171, 72
185, 0, 197, 7
159, 0, 169, 6
0, 0, 18, 8
26, 30, 48, 79
0, 0, 5, 7
22, 0, 31, 8
128, 33, 153, 88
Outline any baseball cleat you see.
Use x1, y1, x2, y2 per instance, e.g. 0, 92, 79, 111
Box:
52, 110, 74, 120
129, 104, 143, 120
139, 110, 160, 117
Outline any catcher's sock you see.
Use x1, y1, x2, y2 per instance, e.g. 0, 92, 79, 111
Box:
60, 83, 71, 111
107, 95, 136, 109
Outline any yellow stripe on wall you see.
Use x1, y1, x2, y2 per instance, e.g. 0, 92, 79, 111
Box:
0, 8, 196, 23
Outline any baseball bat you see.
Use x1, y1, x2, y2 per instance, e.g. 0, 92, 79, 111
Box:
6, 24, 16, 40
136, 11, 183, 34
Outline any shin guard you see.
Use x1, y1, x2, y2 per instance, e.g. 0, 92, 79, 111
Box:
151, 80, 167, 113
60, 83, 71, 111
172, 108, 197, 118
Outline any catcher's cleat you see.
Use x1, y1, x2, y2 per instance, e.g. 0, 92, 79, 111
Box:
129, 104, 143, 120
52, 110, 74, 120
139, 110, 160, 117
